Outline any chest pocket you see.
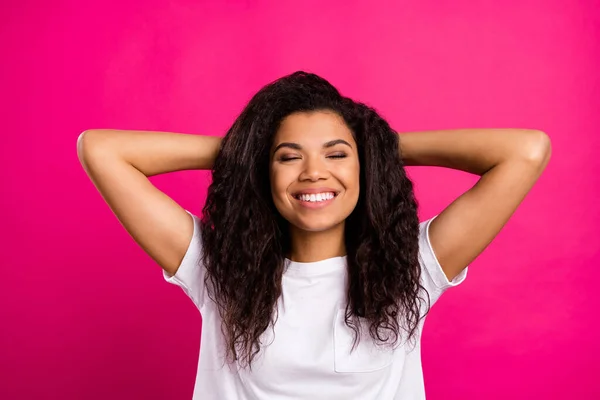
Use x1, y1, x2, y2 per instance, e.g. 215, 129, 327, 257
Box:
332, 308, 397, 373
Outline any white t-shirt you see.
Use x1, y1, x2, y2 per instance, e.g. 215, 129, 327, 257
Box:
163, 211, 468, 399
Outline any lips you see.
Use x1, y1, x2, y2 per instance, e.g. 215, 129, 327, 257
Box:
291, 187, 340, 198
292, 194, 337, 210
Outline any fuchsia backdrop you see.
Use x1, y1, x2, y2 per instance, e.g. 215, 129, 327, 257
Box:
1, 1, 598, 399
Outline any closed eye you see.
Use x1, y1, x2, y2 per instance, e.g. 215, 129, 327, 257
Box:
279, 154, 347, 162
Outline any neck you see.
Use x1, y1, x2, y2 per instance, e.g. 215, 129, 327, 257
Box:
287, 222, 346, 263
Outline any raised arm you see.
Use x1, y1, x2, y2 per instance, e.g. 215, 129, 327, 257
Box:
399, 128, 551, 281
77, 129, 222, 275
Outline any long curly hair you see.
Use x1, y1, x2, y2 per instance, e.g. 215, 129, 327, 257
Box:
200, 71, 428, 369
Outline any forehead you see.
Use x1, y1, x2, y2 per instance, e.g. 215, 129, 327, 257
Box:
274, 111, 355, 145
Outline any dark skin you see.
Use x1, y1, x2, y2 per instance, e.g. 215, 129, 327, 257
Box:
399, 128, 551, 281
269, 111, 360, 263
77, 123, 551, 282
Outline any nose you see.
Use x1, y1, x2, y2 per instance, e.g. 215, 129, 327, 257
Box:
299, 156, 329, 182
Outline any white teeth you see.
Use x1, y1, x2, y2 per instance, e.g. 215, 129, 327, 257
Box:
297, 192, 335, 202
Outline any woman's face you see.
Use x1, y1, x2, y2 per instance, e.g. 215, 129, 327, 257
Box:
269, 110, 360, 232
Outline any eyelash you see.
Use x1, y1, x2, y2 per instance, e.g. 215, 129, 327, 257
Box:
280, 154, 347, 162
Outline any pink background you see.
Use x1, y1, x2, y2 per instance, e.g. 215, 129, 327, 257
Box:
2, 0, 599, 399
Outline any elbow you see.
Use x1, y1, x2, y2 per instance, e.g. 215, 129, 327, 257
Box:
76, 130, 94, 161
523, 130, 552, 166
77, 129, 108, 162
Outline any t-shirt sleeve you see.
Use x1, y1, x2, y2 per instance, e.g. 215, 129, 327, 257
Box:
162, 210, 206, 310
418, 215, 468, 309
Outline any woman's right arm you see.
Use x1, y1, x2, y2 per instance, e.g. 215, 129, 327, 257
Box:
77, 129, 222, 276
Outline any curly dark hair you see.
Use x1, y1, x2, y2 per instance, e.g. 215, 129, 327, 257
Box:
200, 71, 428, 369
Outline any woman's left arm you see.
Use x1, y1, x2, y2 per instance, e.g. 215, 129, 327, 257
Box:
398, 128, 552, 281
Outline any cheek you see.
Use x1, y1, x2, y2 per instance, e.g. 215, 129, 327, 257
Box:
270, 167, 292, 199
340, 163, 361, 191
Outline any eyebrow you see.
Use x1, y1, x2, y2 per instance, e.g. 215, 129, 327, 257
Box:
273, 139, 352, 154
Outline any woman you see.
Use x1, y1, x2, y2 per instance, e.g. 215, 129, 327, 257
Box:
77, 71, 551, 399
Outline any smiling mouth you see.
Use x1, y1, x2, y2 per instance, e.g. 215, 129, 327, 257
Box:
292, 192, 338, 203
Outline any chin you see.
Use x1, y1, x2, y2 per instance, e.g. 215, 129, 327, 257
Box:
290, 217, 345, 233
